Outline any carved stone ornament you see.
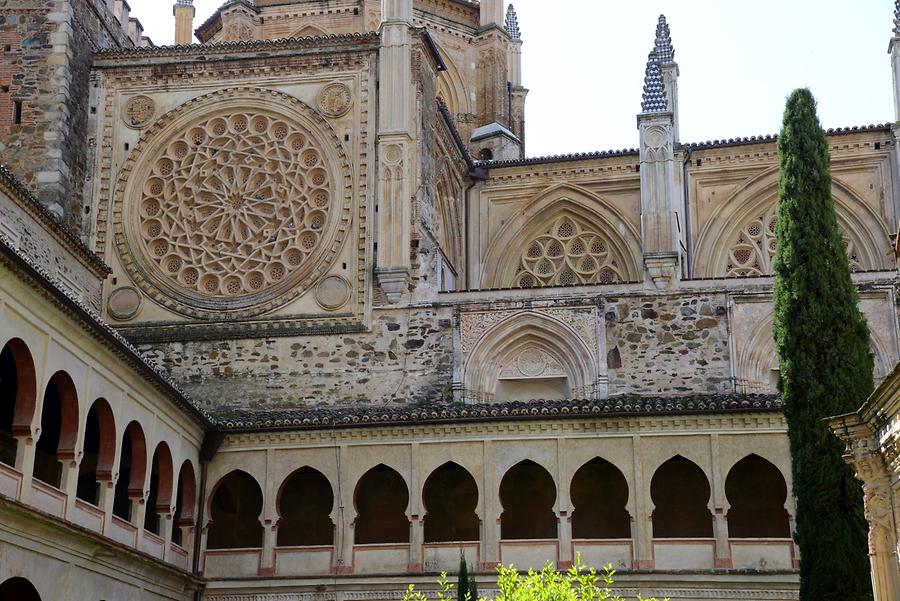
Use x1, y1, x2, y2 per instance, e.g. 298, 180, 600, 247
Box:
107, 286, 142, 320
113, 88, 353, 320
317, 83, 353, 118
123, 95, 156, 129
315, 275, 351, 310
516, 347, 549, 377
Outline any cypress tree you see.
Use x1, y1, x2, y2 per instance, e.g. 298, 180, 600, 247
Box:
467, 565, 479, 601
773, 88, 874, 601
457, 553, 469, 601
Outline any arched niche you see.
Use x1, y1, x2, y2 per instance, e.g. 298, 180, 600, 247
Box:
145, 442, 174, 534
423, 462, 479, 543
113, 421, 148, 522
570, 457, 631, 539
277, 466, 335, 547
354, 464, 410, 544
207, 470, 264, 549
725, 454, 790, 538
499, 459, 557, 540
650, 455, 713, 539
480, 184, 642, 289
0, 338, 37, 467
33, 371, 79, 488
0, 577, 41, 601
692, 169, 891, 278
173, 460, 198, 547
76, 398, 116, 505
463, 311, 598, 402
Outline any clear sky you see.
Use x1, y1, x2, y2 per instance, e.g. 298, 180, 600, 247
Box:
132, 0, 896, 158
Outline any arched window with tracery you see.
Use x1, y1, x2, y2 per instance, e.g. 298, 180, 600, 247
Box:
650, 456, 713, 538
725, 455, 791, 538
277, 467, 335, 547
570, 458, 631, 539
499, 460, 557, 540
725, 205, 863, 277
354, 464, 410, 544
423, 462, 480, 543
516, 217, 622, 288
207, 470, 264, 549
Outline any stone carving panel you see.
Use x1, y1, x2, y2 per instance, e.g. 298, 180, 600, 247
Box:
516, 217, 622, 288
123, 95, 155, 129
114, 89, 353, 319
317, 83, 353, 118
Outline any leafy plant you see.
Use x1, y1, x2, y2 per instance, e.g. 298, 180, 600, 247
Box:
404, 556, 664, 601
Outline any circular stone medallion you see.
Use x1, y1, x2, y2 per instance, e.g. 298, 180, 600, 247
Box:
315, 275, 351, 310
107, 287, 142, 320
516, 348, 548, 378
317, 83, 353, 118
123, 96, 156, 129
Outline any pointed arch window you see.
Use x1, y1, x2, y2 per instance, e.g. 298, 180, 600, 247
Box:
516, 217, 622, 288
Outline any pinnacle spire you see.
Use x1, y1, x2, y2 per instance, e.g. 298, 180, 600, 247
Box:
654, 14, 674, 63
505, 4, 521, 39
894, 1, 900, 36
641, 52, 667, 113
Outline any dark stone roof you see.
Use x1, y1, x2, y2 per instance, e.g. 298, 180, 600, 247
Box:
478, 123, 891, 170
0, 165, 111, 277
94, 32, 380, 61
214, 394, 782, 432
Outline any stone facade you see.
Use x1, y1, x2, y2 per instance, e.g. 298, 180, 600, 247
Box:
0, 1, 899, 601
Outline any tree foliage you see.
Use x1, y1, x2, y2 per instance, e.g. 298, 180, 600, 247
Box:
772, 88, 874, 601
404, 557, 663, 601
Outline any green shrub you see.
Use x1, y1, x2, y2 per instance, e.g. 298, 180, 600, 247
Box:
404, 556, 664, 601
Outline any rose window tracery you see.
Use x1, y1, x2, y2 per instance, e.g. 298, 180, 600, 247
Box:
725, 205, 863, 277
515, 217, 622, 288
115, 90, 352, 319
138, 112, 333, 299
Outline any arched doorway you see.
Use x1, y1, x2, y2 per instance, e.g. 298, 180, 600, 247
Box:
570, 458, 631, 539
0, 339, 37, 467
207, 470, 264, 549
354, 464, 409, 544
277, 467, 334, 547
499, 460, 557, 540
0, 577, 41, 601
76, 398, 116, 505
33, 371, 78, 487
725, 455, 791, 538
651, 456, 713, 538
423, 462, 479, 543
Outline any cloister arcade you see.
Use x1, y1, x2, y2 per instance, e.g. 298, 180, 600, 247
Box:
0, 333, 798, 581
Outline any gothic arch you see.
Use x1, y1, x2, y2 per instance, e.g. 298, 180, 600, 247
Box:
290, 24, 330, 38
693, 169, 892, 277
481, 184, 642, 288
435, 47, 470, 118
463, 311, 599, 402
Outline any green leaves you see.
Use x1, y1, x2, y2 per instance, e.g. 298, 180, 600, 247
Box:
403, 556, 665, 601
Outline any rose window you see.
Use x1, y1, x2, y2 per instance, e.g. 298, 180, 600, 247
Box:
516, 217, 622, 288
725, 205, 863, 277
135, 111, 335, 301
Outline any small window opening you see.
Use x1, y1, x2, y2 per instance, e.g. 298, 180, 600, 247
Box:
875, 142, 881, 150
696, 159, 702, 167
13, 101, 22, 125
90, 106, 96, 114
3, 45, 11, 53
478, 148, 493, 161
1, 86, 9, 93
124, 143, 130, 151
